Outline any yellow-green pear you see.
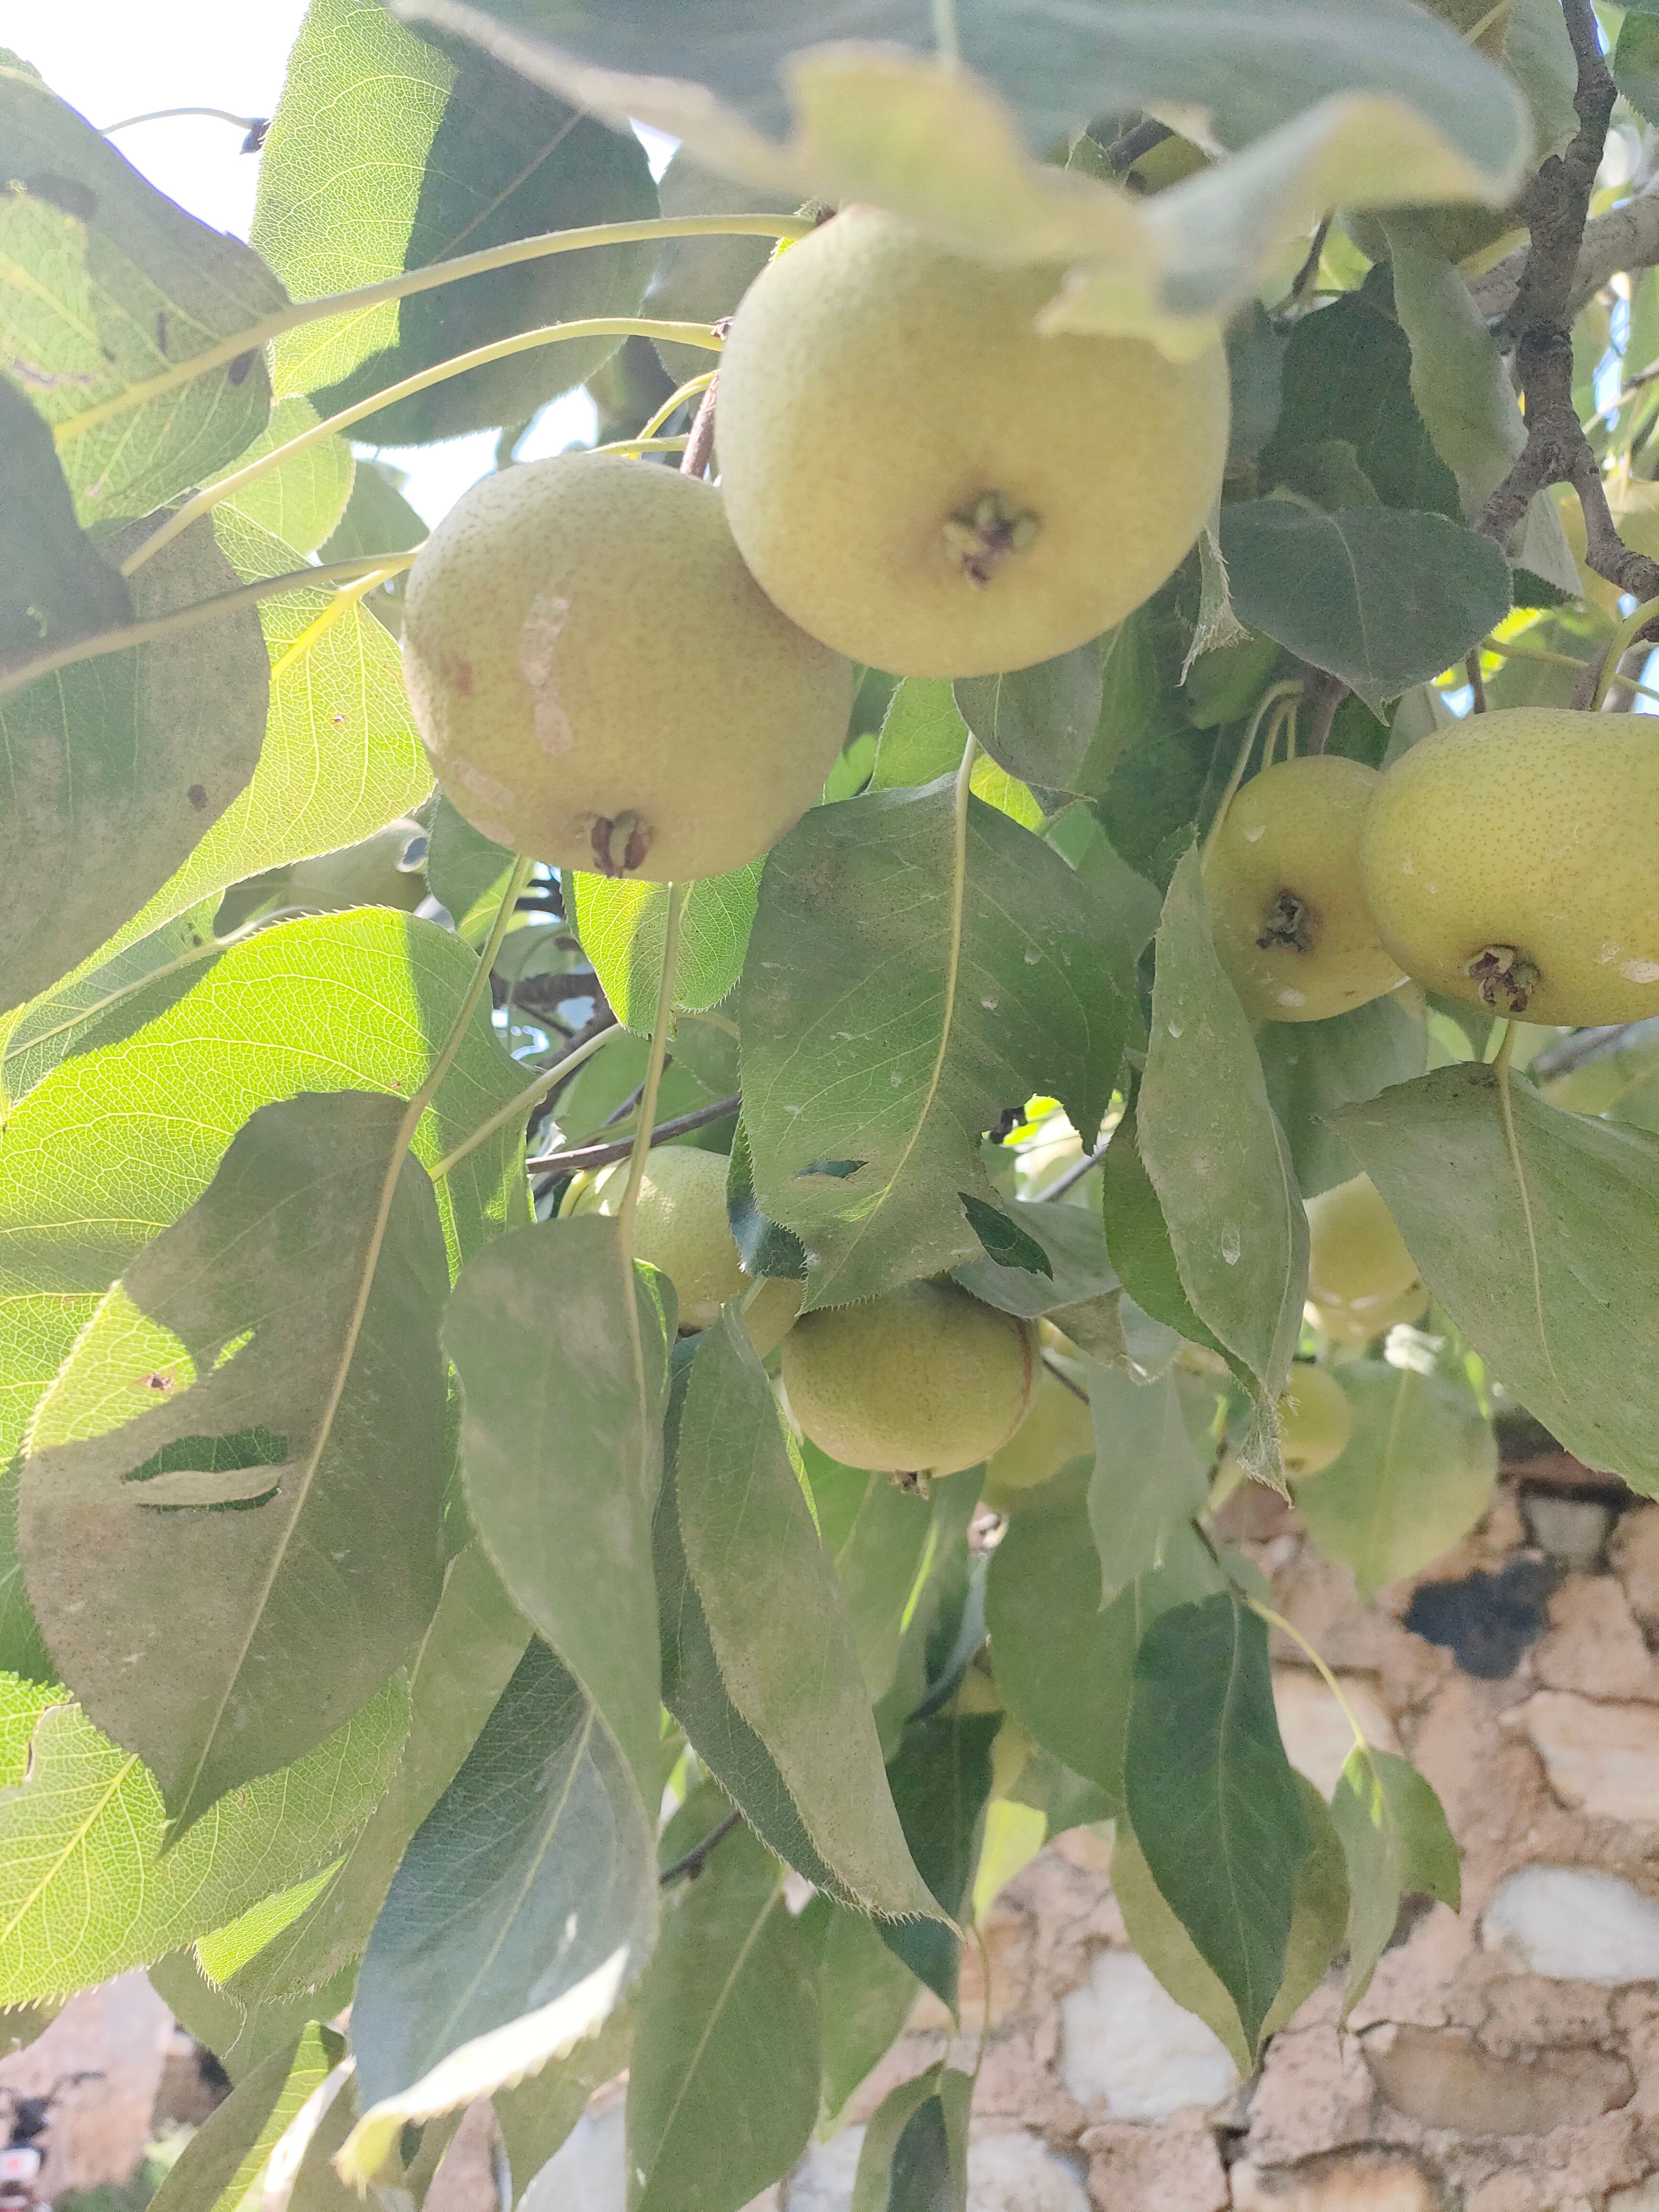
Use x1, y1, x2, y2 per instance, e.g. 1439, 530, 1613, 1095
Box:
1360, 709, 1659, 1026
1305, 1173, 1427, 1345
781, 1280, 1037, 1479
578, 1146, 746, 1332
401, 453, 852, 881
1208, 756, 1405, 1021
715, 207, 1229, 678
1277, 1365, 1354, 1481
982, 1368, 1094, 1511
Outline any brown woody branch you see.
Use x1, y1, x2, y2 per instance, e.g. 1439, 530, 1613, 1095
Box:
1476, 0, 1659, 604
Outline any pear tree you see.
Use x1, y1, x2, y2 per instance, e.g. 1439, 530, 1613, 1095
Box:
4, 0, 1659, 2205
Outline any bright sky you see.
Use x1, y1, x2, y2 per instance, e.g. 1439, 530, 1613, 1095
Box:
8, 0, 656, 524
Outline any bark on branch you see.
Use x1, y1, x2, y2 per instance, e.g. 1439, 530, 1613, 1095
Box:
1475, 0, 1659, 603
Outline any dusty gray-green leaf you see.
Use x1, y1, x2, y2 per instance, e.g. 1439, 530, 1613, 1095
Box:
448, 1216, 673, 1799
741, 781, 1136, 1305
1294, 1361, 1497, 1598
952, 1198, 1118, 1321
878, 1713, 998, 2009
572, 865, 761, 1031
983, 1461, 1218, 1805
1257, 995, 1427, 1201
675, 1313, 939, 1920
850, 2062, 971, 2212
1086, 1366, 1209, 1605
1124, 1593, 1310, 2048
254, 0, 657, 442
1616, 14, 1659, 130
144, 2027, 334, 2212
1111, 1773, 1347, 2073
1330, 1747, 1460, 2012
627, 1824, 819, 2212
0, 378, 129, 659
21, 1091, 450, 1832
809, 1444, 935, 1707
1138, 851, 1307, 1477
349, 1640, 656, 2122
1219, 501, 1511, 715
1332, 1065, 1659, 1493
0, 1668, 406, 2003
0, 514, 268, 1017
811, 1900, 921, 2130
0, 59, 283, 521
425, 798, 516, 948
226, 1543, 529, 2010
648, 148, 777, 381
1381, 213, 1525, 520
1101, 1101, 1224, 1357
953, 644, 1105, 797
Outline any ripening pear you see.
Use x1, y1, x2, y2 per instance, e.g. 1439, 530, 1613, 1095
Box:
1360, 709, 1659, 1027
781, 1280, 1037, 1479
1207, 756, 1405, 1021
1277, 1365, 1354, 1481
578, 1146, 746, 1332
1305, 1173, 1427, 1345
401, 453, 852, 881
715, 207, 1229, 679
982, 1367, 1095, 1511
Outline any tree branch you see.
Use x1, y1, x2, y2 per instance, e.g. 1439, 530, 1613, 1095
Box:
659, 1809, 742, 1886
1474, 0, 1659, 602
526, 1094, 741, 1176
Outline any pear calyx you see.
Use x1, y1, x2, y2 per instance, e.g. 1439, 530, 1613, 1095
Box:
1466, 942, 1541, 1014
942, 492, 1040, 586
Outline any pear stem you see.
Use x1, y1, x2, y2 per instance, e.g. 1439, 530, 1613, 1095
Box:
1200, 678, 1303, 871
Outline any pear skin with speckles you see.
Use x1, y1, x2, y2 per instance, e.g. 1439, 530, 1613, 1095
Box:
400, 453, 852, 881
1360, 709, 1659, 1027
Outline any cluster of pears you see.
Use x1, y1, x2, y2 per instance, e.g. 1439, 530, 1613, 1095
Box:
401, 207, 1229, 884
1209, 711, 1659, 1030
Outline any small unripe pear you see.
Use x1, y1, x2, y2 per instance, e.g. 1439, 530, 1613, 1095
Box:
982, 1369, 1094, 1511
1277, 1365, 1354, 1481
781, 1280, 1037, 1479
1305, 1173, 1427, 1345
401, 453, 852, 882
1208, 756, 1405, 1021
1360, 709, 1659, 1026
578, 1146, 746, 1332
716, 207, 1228, 678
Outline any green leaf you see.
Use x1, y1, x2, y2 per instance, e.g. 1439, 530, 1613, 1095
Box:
144, 2028, 336, 2212
347, 1642, 656, 2146
952, 1197, 1117, 1319
983, 1461, 1218, 1805
0, 59, 283, 522
1616, 14, 1659, 129
1219, 502, 1511, 716
20, 1091, 450, 1830
1294, 1361, 1497, 1598
0, 378, 129, 659
1138, 851, 1307, 1476
425, 798, 516, 949
741, 782, 1136, 1305
572, 866, 761, 1032
150, 1948, 354, 2085
0, 1667, 406, 2002
8, 509, 432, 1007
627, 1825, 819, 2212
1332, 1065, 1659, 1493
253, 0, 657, 442
672, 1314, 940, 1921
1329, 1747, 1460, 2013
958, 1194, 1053, 1278
851, 2063, 971, 2212
225, 1543, 529, 2010
494, 2002, 634, 2202
0, 515, 269, 1017
811, 1901, 921, 2129
1381, 213, 1525, 520
1086, 1366, 1210, 1605
205, 396, 355, 558
1111, 1773, 1348, 2072
0, 1460, 52, 1683
448, 1217, 673, 1798
1101, 1101, 1224, 1356
808, 1445, 935, 1707
868, 680, 1041, 828
1257, 996, 1427, 1202
1125, 1593, 1310, 2048
953, 645, 1105, 798
1260, 279, 1458, 520
878, 1714, 998, 2010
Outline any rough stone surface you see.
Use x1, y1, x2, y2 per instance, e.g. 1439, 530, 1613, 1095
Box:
1483, 1865, 1659, 1983
1515, 1691, 1659, 1822
1274, 1667, 1399, 1797
0, 1973, 173, 2197
1231, 2151, 1445, 2211
1059, 1948, 1239, 2120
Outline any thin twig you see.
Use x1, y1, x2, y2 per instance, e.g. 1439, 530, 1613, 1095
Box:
1465, 649, 1488, 713
680, 380, 719, 479
1034, 1139, 1111, 1203
527, 1094, 741, 1177
1099, 117, 1173, 176
660, 1809, 742, 1887
1476, 0, 1659, 604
